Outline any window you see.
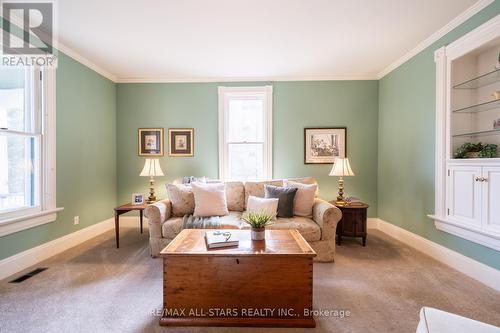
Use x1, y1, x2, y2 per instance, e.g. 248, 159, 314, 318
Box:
0, 65, 59, 236
218, 86, 272, 181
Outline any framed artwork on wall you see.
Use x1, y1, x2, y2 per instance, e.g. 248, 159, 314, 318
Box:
304, 127, 346, 164
168, 128, 194, 156
138, 128, 163, 156
138, 128, 164, 156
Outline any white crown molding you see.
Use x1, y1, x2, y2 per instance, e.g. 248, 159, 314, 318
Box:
115, 75, 378, 83
371, 218, 500, 292
56, 43, 117, 82
1, 13, 117, 82
0, 216, 139, 281
376, 0, 495, 79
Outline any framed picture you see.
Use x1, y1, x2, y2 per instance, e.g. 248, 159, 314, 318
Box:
304, 127, 346, 164
168, 128, 194, 156
131, 193, 144, 205
138, 128, 164, 156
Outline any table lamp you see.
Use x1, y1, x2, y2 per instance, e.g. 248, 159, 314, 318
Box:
140, 158, 164, 203
329, 157, 355, 205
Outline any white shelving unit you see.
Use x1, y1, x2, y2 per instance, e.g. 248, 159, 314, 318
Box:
430, 15, 500, 251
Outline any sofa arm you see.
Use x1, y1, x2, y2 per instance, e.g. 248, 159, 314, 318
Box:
312, 198, 342, 241
144, 199, 172, 238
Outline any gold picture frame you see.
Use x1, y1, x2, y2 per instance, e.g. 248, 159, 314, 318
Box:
138, 128, 164, 156
168, 128, 194, 157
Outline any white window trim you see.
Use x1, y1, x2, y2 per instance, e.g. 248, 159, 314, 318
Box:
0, 67, 62, 237
218, 86, 273, 181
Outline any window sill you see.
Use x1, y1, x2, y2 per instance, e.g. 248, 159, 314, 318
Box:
428, 214, 500, 251
0, 207, 64, 237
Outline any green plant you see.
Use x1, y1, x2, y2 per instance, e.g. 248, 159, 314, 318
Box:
241, 211, 273, 229
454, 142, 497, 158
478, 144, 497, 158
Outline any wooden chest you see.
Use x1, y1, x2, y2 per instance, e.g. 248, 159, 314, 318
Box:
160, 229, 316, 327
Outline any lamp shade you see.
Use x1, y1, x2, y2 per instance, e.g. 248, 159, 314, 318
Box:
140, 159, 164, 177
329, 158, 355, 177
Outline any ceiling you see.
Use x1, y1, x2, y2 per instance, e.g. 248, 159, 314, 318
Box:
55, 0, 481, 82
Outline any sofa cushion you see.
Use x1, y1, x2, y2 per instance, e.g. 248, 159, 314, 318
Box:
166, 184, 195, 217
162, 212, 243, 239
284, 180, 317, 217
264, 184, 298, 218
192, 183, 229, 217
244, 180, 283, 208
241, 216, 321, 242
246, 195, 279, 220
225, 181, 245, 212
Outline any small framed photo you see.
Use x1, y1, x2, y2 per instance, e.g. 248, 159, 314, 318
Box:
138, 128, 164, 156
132, 193, 144, 205
168, 128, 194, 156
304, 127, 346, 164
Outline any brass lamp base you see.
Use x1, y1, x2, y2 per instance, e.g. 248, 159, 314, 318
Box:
335, 176, 345, 205
147, 176, 157, 204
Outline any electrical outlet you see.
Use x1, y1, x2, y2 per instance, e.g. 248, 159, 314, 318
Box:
74, 216, 79, 225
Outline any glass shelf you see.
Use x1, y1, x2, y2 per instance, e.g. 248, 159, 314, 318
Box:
453, 68, 500, 89
452, 99, 500, 113
452, 128, 500, 138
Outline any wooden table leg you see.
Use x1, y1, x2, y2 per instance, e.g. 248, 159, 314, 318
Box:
114, 212, 120, 248
140, 210, 143, 234
362, 236, 366, 246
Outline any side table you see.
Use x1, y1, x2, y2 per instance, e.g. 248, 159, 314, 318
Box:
114, 202, 151, 248
331, 202, 369, 246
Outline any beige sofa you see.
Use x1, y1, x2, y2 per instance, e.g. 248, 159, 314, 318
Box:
144, 178, 342, 262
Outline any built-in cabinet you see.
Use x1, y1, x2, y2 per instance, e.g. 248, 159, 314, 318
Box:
431, 15, 500, 251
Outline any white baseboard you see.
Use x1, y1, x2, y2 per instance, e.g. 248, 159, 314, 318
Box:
0, 216, 140, 281
372, 218, 500, 292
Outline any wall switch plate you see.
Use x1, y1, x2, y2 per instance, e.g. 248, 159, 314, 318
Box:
74, 216, 79, 225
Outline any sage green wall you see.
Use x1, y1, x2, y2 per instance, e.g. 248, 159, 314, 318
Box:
116, 81, 378, 216
0, 53, 117, 260
378, 2, 500, 269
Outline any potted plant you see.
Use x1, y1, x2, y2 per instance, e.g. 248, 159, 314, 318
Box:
454, 142, 498, 158
241, 211, 273, 241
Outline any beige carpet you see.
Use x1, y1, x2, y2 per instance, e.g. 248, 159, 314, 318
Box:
0, 224, 499, 333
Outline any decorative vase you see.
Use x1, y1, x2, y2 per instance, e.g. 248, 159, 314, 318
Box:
251, 227, 265, 241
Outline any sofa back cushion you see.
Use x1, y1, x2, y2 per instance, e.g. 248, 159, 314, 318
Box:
225, 181, 245, 212
244, 180, 283, 208
166, 184, 195, 217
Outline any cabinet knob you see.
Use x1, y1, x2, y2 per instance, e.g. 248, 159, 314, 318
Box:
482, 177, 488, 182
475, 177, 481, 181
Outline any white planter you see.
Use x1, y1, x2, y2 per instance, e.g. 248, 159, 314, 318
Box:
251, 228, 265, 241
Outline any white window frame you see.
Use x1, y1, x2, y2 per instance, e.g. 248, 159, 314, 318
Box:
0, 67, 62, 237
218, 86, 273, 181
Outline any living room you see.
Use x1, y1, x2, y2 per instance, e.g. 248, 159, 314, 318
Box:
0, 0, 499, 332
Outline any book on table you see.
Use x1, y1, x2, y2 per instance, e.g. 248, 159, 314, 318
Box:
205, 230, 239, 249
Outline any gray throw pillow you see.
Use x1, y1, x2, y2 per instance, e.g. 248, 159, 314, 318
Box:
264, 185, 298, 218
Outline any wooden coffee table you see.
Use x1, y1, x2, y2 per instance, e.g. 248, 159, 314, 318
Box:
160, 229, 316, 327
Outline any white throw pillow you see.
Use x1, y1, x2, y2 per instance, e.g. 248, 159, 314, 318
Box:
284, 180, 318, 217
246, 195, 279, 220
191, 182, 229, 217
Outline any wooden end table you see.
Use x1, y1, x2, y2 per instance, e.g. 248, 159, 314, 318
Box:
331, 202, 369, 246
113, 202, 151, 248
160, 229, 316, 327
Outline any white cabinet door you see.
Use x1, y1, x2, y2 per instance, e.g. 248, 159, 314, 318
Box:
447, 165, 482, 227
482, 167, 500, 234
